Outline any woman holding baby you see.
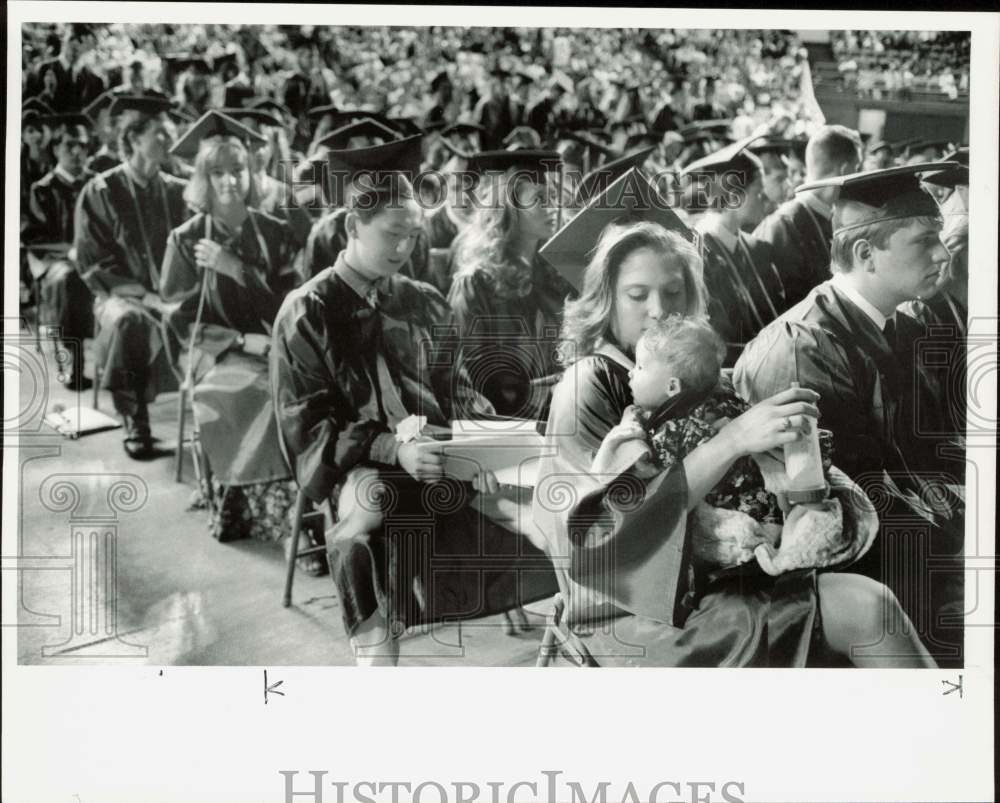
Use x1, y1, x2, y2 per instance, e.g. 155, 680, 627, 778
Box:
532, 219, 935, 668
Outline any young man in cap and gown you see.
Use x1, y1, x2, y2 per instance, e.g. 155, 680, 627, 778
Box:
734, 163, 966, 667
682, 136, 786, 366
24, 113, 96, 388
269, 148, 557, 665
301, 129, 431, 284
753, 125, 863, 309
73, 95, 190, 458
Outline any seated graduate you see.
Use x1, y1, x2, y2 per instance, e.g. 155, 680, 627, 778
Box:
23, 112, 95, 389
753, 125, 863, 308
901, 154, 968, 336
159, 111, 302, 545
532, 171, 935, 668
447, 148, 577, 419
222, 105, 313, 253
734, 163, 966, 667
270, 135, 557, 665
680, 134, 787, 366
73, 94, 190, 458
300, 120, 430, 283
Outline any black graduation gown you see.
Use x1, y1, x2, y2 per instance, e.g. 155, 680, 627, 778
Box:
475, 94, 514, 151
270, 261, 557, 636
301, 207, 431, 284
650, 103, 687, 134
25, 169, 95, 344
73, 165, 189, 408
28, 59, 106, 111
447, 256, 576, 419
532, 344, 821, 666
753, 196, 833, 309
733, 282, 965, 665
160, 210, 299, 485
700, 228, 786, 366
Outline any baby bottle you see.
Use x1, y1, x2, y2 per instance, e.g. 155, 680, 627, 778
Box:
782, 381, 828, 505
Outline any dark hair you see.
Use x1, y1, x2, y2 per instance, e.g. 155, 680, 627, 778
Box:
347, 172, 418, 224
116, 110, 157, 159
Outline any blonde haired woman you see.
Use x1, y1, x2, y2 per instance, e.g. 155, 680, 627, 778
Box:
533, 220, 935, 668
448, 155, 576, 419
160, 120, 302, 547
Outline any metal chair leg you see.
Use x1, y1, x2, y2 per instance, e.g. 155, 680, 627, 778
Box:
282, 489, 307, 608
174, 384, 188, 483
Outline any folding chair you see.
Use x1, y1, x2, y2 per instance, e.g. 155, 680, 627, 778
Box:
281, 487, 329, 607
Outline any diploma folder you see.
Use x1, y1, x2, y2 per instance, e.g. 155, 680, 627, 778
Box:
44, 406, 122, 439
415, 420, 546, 487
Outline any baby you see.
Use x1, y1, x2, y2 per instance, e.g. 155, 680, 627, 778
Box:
592, 315, 848, 575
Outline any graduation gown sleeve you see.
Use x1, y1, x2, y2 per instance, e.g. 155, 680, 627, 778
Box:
271, 288, 394, 502
533, 354, 693, 626
73, 174, 137, 294
733, 314, 886, 483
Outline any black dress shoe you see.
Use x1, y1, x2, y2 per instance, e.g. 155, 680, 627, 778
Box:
61, 374, 94, 392
122, 414, 155, 460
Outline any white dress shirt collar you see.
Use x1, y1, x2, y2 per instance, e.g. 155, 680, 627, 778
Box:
830, 271, 894, 331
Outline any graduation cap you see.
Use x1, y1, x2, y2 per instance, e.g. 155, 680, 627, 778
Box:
212, 52, 239, 76
23, 97, 55, 118
169, 109, 267, 160
467, 149, 562, 184
921, 163, 968, 189
575, 146, 657, 206
83, 90, 116, 123
306, 103, 342, 121
108, 94, 175, 119
555, 129, 619, 161
221, 107, 283, 131
609, 114, 648, 133
501, 126, 542, 149
385, 116, 424, 138
430, 71, 452, 92
679, 119, 733, 141
315, 117, 399, 151
942, 146, 968, 166
796, 162, 958, 235
679, 133, 764, 178
318, 134, 425, 207
38, 112, 92, 134
163, 54, 211, 75
540, 167, 694, 291
441, 122, 486, 139
747, 137, 799, 158
250, 97, 293, 121
625, 131, 663, 152
867, 139, 893, 155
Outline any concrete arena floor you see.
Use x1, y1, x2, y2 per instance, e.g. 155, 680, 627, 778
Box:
13, 336, 553, 667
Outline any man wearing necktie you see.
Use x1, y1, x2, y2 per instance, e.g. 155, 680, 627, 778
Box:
271, 151, 557, 666
735, 163, 966, 667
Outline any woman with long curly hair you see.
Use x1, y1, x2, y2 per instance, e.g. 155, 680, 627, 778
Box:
448, 154, 577, 419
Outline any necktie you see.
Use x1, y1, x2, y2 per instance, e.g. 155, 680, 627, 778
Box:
364, 283, 410, 428
883, 317, 897, 352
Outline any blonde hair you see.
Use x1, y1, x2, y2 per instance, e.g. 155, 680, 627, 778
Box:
453, 171, 549, 299
557, 221, 707, 366
182, 136, 261, 214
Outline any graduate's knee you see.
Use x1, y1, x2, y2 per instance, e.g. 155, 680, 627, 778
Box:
336, 467, 389, 533
818, 572, 897, 647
